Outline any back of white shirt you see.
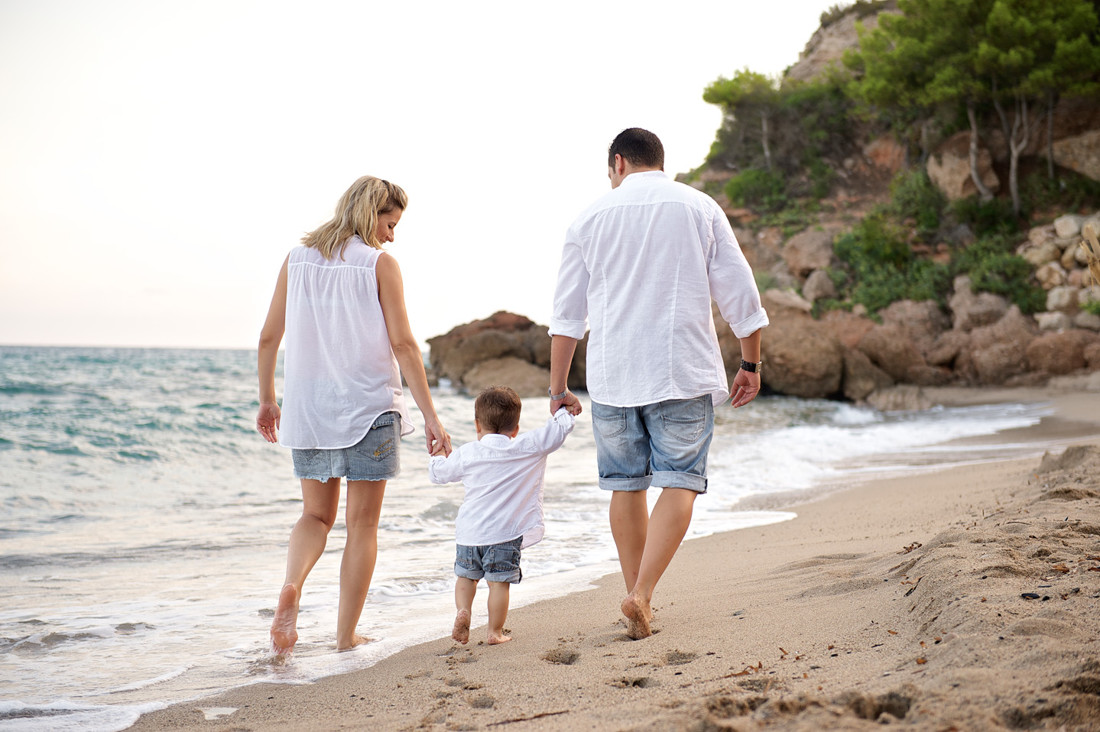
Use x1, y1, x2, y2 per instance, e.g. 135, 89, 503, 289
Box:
550, 171, 769, 407
428, 409, 575, 548
279, 238, 412, 449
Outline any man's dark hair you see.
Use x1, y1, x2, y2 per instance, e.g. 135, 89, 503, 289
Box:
608, 128, 664, 170
475, 385, 522, 434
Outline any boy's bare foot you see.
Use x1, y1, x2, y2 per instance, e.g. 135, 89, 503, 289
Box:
271, 584, 300, 655
337, 634, 372, 651
487, 631, 512, 645
452, 609, 471, 644
621, 593, 652, 640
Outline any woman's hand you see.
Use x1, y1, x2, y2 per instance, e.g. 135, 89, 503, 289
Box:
425, 418, 452, 457
256, 401, 281, 443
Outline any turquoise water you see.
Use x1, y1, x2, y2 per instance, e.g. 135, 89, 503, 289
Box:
0, 346, 1056, 731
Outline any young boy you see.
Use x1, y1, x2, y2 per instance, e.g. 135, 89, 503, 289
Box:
428, 385, 575, 645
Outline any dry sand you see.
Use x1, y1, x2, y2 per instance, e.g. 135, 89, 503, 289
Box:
131, 382, 1100, 731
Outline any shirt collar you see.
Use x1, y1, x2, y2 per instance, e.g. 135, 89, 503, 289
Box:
620, 170, 668, 187
480, 433, 513, 446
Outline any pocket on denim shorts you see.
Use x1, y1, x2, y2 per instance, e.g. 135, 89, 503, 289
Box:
366, 413, 399, 463
659, 398, 707, 444
485, 540, 521, 575
592, 403, 628, 439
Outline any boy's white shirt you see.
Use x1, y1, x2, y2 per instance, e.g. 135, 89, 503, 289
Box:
428, 408, 575, 548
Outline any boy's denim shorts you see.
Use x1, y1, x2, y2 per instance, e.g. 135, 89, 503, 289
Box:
590, 395, 713, 494
455, 537, 523, 584
291, 412, 401, 482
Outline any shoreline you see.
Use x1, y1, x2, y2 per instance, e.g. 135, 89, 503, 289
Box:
130, 383, 1100, 731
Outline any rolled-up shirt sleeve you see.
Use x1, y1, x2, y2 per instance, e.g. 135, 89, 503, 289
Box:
549, 230, 590, 339
707, 205, 769, 339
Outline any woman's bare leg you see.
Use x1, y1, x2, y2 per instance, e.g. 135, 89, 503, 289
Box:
271, 478, 341, 654
336, 479, 386, 650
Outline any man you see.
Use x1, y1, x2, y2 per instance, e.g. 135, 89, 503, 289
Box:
548, 128, 768, 639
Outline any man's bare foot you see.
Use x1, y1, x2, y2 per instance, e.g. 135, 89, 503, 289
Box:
487, 631, 512, 645
621, 593, 652, 640
337, 633, 372, 651
452, 609, 471, 644
270, 584, 299, 655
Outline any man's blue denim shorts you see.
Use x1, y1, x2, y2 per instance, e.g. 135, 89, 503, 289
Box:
291, 412, 401, 482
455, 537, 523, 584
590, 395, 713, 494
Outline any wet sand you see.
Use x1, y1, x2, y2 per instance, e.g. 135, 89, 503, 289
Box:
130, 381, 1100, 731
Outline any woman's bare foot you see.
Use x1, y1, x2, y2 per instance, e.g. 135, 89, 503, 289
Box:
621, 593, 652, 639
487, 630, 512, 645
337, 633, 372, 651
452, 609, 471, 644
271, 584, 299, 655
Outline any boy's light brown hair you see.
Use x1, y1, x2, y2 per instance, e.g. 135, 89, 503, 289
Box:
475, 385, 522, 434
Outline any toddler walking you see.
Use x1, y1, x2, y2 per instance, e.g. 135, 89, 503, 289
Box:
428, 385, 574, 644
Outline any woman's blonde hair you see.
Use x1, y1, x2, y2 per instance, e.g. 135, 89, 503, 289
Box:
302, 176, 408, 259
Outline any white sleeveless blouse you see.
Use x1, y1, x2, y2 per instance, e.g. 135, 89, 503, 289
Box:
279, 237, 413, 449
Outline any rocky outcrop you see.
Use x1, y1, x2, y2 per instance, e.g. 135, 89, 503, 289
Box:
426, 311, 586, 397
785, 2, 898, 84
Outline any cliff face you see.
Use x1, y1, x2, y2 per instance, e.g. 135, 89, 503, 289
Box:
783, 2, 897, 84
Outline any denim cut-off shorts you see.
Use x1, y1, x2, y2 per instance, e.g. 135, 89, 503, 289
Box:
291, 412, 401, 482
455, 537, 523, 584
590, 395, 713, 494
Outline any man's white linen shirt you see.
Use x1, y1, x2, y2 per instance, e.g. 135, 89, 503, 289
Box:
428, 408, 575, 548
549, 170, 769, 407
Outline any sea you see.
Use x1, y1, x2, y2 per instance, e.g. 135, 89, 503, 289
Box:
0, 345, 1072, 731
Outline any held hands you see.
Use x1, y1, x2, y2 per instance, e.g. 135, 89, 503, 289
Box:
550, 391, 583, 417
426, 419, 452, 457
729, 368, 761, 408
256, 402, 281, 443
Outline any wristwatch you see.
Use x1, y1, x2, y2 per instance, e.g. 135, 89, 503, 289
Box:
549, 387, 569, 400
740, 359, 763, 374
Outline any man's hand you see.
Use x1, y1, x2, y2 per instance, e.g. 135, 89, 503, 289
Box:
551, 391, 583, 416
729, 369, 761, 408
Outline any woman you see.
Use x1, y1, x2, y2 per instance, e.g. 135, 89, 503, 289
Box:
256, 176, 451, 655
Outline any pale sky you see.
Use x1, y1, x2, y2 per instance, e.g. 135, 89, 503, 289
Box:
0, 0, 841, 349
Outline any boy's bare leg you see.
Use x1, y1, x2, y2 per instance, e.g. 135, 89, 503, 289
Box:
609, 490, 649, 592
486, 581, 512, 645
272, 477, 341, 655
621, 487, 697, 640
453, 577, 476, 644
336, 479, 386, 650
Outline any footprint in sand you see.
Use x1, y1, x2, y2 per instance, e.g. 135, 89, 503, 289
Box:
542, 647, 580, 665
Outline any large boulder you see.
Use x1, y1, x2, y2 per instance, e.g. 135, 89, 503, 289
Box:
878, 300, 951, 355
857, 324, 928, 382
427, 311, 587, 393
1026, 331, 1098, 376
1050, 129, 1100, 182
947, 276, 1009, 332
461, 357, 551, 398
842, 347, 894, 402
926, 131, 1000, 201
760, 310, 844, 398
955, 306, 1039, 384
782, 227, 838, 278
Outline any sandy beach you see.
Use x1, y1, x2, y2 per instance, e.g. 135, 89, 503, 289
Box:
131, 380, 1100, 731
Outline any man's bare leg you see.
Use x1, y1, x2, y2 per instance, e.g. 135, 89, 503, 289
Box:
453, 577, 476, 644
609, 490, 649, 592
336, 479, 386, 650
272, 478, 340, 655
486, 581, 512, 644
621, 487, 697, 639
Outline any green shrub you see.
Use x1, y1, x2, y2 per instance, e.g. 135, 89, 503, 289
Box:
832, 214, 950, 313
725, 169, 787, 211
950, 236, 1046, 314
949, 197, 1018, 238
888, 169, 945, 241
1082, 299, 1100, 317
